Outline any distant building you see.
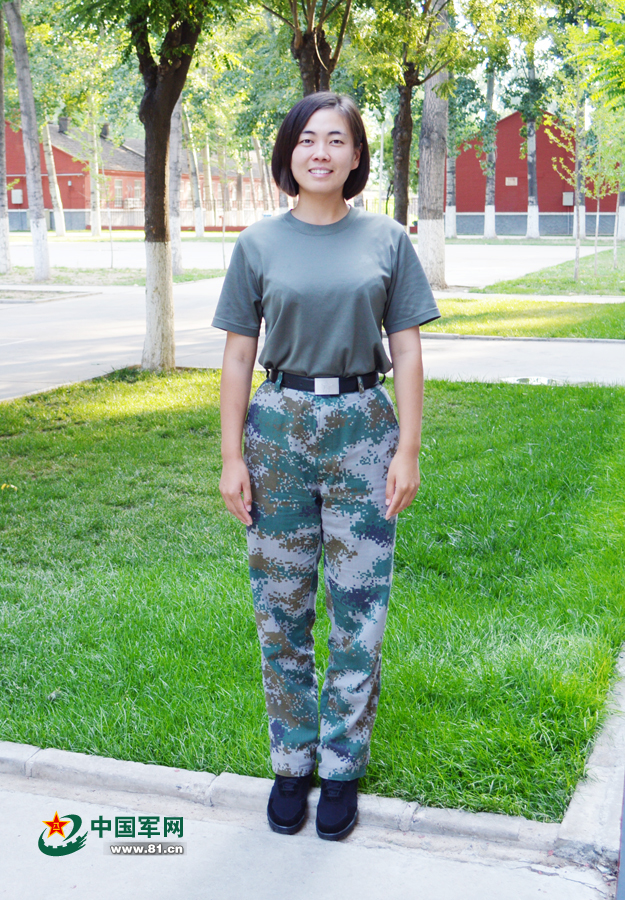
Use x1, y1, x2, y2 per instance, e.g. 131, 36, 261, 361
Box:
453, 111, 619, 236
4, 118, 270, 230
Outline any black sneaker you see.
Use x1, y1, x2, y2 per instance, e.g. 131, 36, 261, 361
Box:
267, 773, 312, 835
316, 777, 359, 841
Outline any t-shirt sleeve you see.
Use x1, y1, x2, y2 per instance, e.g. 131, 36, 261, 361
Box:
382, 230, 441, 334
211, 238, 263, 337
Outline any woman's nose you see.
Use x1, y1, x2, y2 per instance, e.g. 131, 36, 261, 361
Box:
312, 143, 331, 159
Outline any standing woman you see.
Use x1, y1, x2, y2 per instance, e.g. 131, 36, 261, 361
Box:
212, 93, 439, 841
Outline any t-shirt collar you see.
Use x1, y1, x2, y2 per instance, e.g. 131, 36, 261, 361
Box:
283, 205, 357, 235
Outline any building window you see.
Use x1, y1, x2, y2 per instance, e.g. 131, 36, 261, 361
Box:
114, 179, 123, 208
134, 179, 142, 201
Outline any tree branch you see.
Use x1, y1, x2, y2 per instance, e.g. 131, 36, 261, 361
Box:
329, 0, 352, 67
319, 0, 345, 27
130, 15, 156, 82
259, 3, 295, 29
304, 0, 315, 33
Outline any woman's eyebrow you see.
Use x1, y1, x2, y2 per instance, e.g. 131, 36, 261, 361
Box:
300, 129, 348, 136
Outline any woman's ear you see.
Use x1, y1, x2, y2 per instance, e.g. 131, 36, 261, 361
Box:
351, 143, 362, 171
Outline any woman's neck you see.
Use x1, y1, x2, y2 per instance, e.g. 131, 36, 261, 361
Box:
290, 189, 350, 226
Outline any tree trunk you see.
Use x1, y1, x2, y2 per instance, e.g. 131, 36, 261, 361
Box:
613, 188, 620, 268
418, 68, 448, 289
169, 95, 183, 275
279, 189, 289, 209
4, 0, 49, 280
246, 150, 258, 218
236, 168, 243, 212
136, 17, 202, 371
290, 29, 333, 95
484, 73, 496, 239
525, 118, 539, 238
42, 120, 65, 237
182, 109, 204, 237
218, 139, 230, 226
253, 137, 269, 210
573, 82, 581, 281
353, 193, 364, 207
264, 160, 275, 209
392, 82, 413, 227
89, 115, 102, 238
0, 9, 11, 274
202, 139, 216, 225
594, 194, 600, 275
617, 190, 625, 242
445, 152, 456, 238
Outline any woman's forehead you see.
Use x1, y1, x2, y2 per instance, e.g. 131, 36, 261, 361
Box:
299, 108, 350, 136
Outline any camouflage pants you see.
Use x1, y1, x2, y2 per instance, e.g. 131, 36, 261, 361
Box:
244, 378, 400, 781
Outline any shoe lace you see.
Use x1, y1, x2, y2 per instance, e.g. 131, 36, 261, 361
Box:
322, 781, 345, 800
278, 777, 302, 796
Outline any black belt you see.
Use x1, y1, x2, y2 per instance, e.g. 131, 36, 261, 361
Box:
267, 369, 381, 395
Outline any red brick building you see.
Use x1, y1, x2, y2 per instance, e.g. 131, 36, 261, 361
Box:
5, 120, 267, 230
453, 111, 619, 235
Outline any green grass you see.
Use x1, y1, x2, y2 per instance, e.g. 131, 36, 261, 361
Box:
480, 245, 625, 295
1, 371, 624, 821
424, 297, 625, 340
0, 267, 226, 286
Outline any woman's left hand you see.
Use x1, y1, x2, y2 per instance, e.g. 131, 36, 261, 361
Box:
385, 450, 420, 520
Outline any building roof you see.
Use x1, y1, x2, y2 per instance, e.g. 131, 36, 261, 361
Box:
48, 124, 262, 180
48, 124, 145, 174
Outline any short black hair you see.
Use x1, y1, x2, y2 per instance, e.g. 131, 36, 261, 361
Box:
271, 92, 370, 200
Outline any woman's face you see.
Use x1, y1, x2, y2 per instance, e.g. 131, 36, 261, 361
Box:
290, 108, 361, 198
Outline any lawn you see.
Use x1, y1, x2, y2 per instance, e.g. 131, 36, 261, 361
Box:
480, 245, 625, 295
424, 296, 625, 339
1, 371, 624, 822
0, 266, 226, 286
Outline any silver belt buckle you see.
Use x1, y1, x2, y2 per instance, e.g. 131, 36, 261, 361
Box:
314, 377, 340, 395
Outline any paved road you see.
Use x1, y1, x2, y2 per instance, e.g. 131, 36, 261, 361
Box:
0, 773, 610, 900
1, 278, 623, 402
6, 234, 604, 288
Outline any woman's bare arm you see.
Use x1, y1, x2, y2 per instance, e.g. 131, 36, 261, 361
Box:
385, 325, 424, 520
219, 332, 259, 525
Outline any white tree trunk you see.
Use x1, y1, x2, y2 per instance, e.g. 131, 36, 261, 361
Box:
5, 0, 49, 280
90, 118, 101, 238
264, 160, 275, 210
142, 242, 175, 370
483, 74, 497, 239
418, 219, 446, 286
253, 137, 269, 210
246, 151, 258, 218
169, 95, 183, 275
418, 66, 448, 289
618, 191, 625, 241
0, 9, 11, 274
203, 139, 216, 226
182, 109, 204, 237
42, 120, 65, 237
573, 201, 586, 240
444, 153, 456, 239
484, 205, 496, 239
525, 119, 539, 238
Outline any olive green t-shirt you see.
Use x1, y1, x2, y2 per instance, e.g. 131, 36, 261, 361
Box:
212, 206, 440, 378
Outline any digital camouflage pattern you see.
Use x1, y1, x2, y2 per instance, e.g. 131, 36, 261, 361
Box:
244, 379, 400, 780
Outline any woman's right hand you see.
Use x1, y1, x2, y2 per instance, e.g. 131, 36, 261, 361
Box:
219, 457, 253, 526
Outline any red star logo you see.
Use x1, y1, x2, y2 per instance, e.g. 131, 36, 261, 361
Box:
42, 811, 71, 839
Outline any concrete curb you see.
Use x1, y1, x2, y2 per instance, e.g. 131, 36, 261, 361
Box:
3, 646, 624, 870
420, 333, 625, 344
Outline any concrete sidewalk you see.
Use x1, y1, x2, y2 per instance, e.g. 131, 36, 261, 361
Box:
0, 771, 613, 900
